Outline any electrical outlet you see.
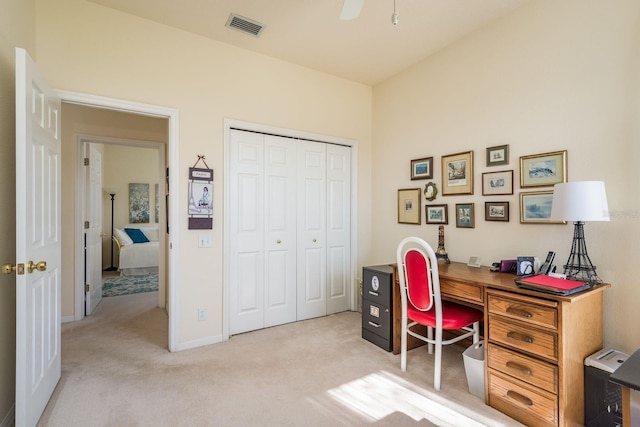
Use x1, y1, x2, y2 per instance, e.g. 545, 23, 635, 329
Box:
198, 308, 207, 321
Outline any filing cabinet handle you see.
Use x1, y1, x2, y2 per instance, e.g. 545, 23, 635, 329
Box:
507, 390, 533, 407
368, 291, 379, 297
368, 321, 381, 328
506, 306, 532, 318
506, 361, 532, 376
507, 331, 534, 344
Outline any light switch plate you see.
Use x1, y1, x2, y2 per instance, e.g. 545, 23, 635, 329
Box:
198, 234, 212, 248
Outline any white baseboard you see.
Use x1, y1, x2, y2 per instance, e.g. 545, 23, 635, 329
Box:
61, 315, 76, 323
170, 334, 224, 352
0, 404, 14, 427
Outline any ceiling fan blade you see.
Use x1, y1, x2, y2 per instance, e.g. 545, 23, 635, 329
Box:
339, 0, 364, 20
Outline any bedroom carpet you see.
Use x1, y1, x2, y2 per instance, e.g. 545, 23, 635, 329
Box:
102, 273, 158, 297
38, 292, 523, 427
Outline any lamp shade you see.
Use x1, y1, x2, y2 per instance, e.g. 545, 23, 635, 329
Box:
550, 181, 610, 222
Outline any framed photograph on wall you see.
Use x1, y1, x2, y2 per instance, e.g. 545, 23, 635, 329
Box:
485, 201, 509, 222
486, 144, 509, 166
455, 203, 475, 228
520, 150, 567, 188
519, 191, 564, 224
398, 188, 422, 224
411, 157, 434, 180
442, 151, 474, 195
482, 170, 514, 195
425, 204, 448, 224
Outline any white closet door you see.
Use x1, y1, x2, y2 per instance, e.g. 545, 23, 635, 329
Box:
297, 141, 327, 321
229, 130, 265, 335
263, 135, 297, 327
326, 144, 351, 314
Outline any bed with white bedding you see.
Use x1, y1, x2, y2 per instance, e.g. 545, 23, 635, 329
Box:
113, 225, 159, 276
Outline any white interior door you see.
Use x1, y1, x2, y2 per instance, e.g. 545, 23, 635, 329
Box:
326, 144, 351, 314
229, 130, 265, 335
15, 47, 62, 427
85, 143, 103, 315
297, 141, 327, 321
263, 135, 297, 328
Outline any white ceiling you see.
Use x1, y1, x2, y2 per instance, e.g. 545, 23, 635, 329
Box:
87, 0, 529, 86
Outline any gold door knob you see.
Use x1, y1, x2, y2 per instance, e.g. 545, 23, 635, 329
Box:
2, 263, 25, 275
276, 240, 282, 244
312, 238, 317, 243
27, 260, 47, 274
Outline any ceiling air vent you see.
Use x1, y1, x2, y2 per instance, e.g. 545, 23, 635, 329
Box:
225, 14, 265, 37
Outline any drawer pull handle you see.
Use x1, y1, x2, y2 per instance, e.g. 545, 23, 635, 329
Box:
507, 390, 533, 407
506, 361, 532, 376
507, 331, 534, 344
506, 306, 533, 318
368, 321, 381, 328
368, 291, 379, 297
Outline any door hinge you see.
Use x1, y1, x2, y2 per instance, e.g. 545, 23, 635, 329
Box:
84, 157, 89, 166
84, 221, 90, 229
85, 283, 90, 293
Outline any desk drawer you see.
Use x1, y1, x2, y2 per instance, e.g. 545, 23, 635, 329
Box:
441, 278, 483, 306
488, 291, 557, 331
489, 315, 558, 362
488, 343, 558, 394
488, 369, 558, 427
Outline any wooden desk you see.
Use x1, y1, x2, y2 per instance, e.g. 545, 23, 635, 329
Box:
390, 261, 610, 427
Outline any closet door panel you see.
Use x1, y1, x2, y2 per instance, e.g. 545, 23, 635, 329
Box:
264, 136, 297, 328
297, 142, 327, 321
230, 130, 265, 335
326, 144, 351, 314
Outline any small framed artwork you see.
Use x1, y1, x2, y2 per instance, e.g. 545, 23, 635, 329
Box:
455, 203, 475, 228
482, 170, 514, 195
520, 150, 567, 188
425, 204, 448, 224
397, 188, 422, 224
442, 151, 474, 195
411, 157, 434, 180
485, 201, 509, 222
520, 191, 564, 224
424, 182, 438, 201
486, 144, 509, 166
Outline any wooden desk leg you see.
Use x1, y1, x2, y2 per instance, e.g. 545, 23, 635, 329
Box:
622, 386, 630, 426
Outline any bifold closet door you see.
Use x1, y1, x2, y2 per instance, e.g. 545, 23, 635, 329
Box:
229, 131, 298, 335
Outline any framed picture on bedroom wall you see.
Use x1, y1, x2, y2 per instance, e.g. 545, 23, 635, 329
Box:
397, 188, 421, 224
442, 151, 474, 195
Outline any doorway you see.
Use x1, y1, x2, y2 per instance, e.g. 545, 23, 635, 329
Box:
58, 91, 180, 352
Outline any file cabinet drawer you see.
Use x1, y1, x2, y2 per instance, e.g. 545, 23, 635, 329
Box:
488, 369, 558, 427
489, 315, 558, 362
488, 343, 558, 394
363, 265, 393, 307
362, 300, 391, 339
488, 291, 557, 331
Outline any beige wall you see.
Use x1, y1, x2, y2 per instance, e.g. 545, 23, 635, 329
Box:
60, 103, 166, 318
0, 0, 35, 421
372, 0, 640, 353
37, 0, 373, 347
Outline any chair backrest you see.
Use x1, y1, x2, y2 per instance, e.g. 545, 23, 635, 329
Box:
404, 248, 434, 311
397, 237, 440, 312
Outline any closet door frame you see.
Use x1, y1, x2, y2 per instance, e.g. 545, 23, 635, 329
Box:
223, 119, 358, 341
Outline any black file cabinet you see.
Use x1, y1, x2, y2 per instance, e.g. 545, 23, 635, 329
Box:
361, 265, 394, 351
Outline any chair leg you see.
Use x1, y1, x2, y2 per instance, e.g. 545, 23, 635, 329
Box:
434, 329, 443, 391
427, 326, 434, 354
401, 318, 407, 372
473, 321, 480, 344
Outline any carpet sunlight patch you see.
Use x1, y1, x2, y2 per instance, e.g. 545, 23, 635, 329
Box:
102, 273, 158, 297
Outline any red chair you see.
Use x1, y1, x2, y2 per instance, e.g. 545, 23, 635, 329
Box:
396, 237, 483, 391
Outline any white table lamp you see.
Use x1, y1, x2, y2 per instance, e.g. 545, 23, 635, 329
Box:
550, 181, 609, 283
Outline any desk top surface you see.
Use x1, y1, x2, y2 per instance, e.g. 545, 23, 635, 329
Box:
392, 261, 610, 303
610, 348, 640, 390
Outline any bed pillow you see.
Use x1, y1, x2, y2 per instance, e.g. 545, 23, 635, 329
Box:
140, 227, 159, 242
114, 228, 133, 246
125, 227, 150, 244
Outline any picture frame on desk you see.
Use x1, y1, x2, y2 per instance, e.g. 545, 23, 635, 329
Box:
397, 188, 421, 224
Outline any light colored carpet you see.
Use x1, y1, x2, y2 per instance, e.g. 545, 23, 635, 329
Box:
102, 273, 158, 297
38, 293, 523, 426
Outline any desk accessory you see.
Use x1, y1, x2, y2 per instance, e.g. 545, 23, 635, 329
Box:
435, 225, 450, 264
550, 181, 609, 283
515, 274, 592, 296
467, 257, 482, 268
